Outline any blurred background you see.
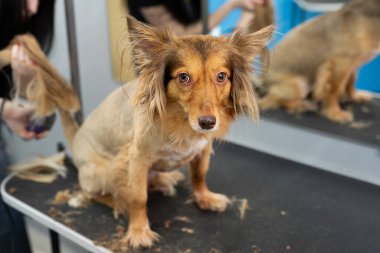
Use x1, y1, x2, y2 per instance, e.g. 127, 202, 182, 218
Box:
1, 1, 379, 252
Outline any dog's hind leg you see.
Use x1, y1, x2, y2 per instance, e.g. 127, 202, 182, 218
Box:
110, 144, 159, 249
314, 58, 354, 123
148, 171, 185, 196
190, 141, 230, 212
346, 72, 373, 103
78, 155, 111, 195
282, 99, 317, 114
74, 155, 112, 207
260, 74, 312, 113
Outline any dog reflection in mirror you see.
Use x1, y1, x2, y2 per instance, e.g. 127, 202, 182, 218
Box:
259, 0, 380, 123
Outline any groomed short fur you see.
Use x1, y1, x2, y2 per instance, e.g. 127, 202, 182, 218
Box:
62, 16, 272, 248
259, 0, 380, 123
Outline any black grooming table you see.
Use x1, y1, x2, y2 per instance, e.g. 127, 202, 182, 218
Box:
2, 142, 380, 253
262, 98, 380, 147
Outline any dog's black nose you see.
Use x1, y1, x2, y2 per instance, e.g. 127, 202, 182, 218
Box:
198, 116, 216, 130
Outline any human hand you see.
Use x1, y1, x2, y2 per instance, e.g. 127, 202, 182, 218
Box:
2, 101, 47, 140
11, 44, 37, 95
229, 0, 267, 11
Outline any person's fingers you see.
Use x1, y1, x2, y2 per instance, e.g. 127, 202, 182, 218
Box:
25, 52, 33, 65
17, 44, 24, 63
12, 45, 22, 67
19, 46, 34, 66
23, 104, 36, 115
11, 45, 18, 61
20, 47, 28, 63
20, 130, 35, 141
36, 131, 48, 140
11, 44, 35, 76
11, 45, 23, 72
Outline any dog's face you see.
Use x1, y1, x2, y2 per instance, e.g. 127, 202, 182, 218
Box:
127, 16, 273, 133
165, 37, 234, 132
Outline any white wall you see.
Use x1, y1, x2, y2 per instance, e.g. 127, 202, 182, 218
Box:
4, 0, 120, 163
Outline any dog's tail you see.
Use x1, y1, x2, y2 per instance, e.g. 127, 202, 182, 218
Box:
248, 0, 274, 98
249, 0, 275, 34
59, 108, 79, 148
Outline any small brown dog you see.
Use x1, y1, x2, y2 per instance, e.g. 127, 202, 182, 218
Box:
259, 0, 380, 123
60, 16, 272, 248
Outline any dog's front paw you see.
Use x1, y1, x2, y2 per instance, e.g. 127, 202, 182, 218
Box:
351, 91, 373, 103
124, 226, 159, 249
195, 191, 230, 212
286, 101, 317, 114
322, 108, 353, 123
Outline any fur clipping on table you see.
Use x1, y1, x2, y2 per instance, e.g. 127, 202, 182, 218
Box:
9, 152, 66, 183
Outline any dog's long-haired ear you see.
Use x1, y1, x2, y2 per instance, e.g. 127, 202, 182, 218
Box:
230, 25, 274, 62
228, 25, 274, 121
126, 15, 174, 71
126, 15, 175, 129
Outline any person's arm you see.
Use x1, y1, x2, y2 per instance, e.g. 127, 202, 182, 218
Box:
141, 0, 265, 35
0, 98, 46, 140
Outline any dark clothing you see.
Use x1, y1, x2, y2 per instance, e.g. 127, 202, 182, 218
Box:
0, 131, 31, 253
0, 66, 12, 99
127, 0, 201, 25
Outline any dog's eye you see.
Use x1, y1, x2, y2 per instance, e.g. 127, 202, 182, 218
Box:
178, 73, 191, 84
216, 72, 227, 83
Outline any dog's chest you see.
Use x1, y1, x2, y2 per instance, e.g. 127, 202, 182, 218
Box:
152, 138, 209, 171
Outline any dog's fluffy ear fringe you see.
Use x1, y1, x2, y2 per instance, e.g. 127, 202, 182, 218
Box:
230, 25, 274, 61
126, 15, 174, 129
126, 15, 174, 73
229, 25, 275, 121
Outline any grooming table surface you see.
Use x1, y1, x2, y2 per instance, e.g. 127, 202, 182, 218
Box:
263, 98, 380, 147
2, 142, 380, 253
299, 0, 348, 3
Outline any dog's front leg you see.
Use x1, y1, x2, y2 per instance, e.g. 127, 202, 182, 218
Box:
112, 145, 159, 249
346, 72, 373, 103
189, 141, 230, 212
315, 58, 353, 123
